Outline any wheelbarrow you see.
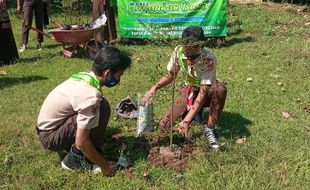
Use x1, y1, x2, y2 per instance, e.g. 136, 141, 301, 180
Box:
30, 14, 107, 58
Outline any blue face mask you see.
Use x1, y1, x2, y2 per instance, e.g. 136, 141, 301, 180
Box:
104, 75, 119, 88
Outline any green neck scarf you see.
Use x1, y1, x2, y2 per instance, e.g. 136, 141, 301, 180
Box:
177, 47, 201, 88
70, 72, 101, 92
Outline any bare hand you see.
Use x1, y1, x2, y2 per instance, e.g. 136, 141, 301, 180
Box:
102, 161, 117, 177
143, 86, 156, 104
178, 121, 190, 138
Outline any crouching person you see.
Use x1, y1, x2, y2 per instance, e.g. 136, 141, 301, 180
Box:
144, 26, 227, 150
36, 46, 131, 176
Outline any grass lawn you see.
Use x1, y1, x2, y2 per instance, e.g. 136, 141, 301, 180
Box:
0, 2, 309, 190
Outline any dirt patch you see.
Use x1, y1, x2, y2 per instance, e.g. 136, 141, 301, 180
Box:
147, 143, 196, 173
106, 132, 198, 173
123, 167, 135, 179
143, 132, 198, 172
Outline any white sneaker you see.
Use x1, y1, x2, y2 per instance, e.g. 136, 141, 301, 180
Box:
18, 44, 27, 53
204, 126, 220, 150
37, 43, 42, 51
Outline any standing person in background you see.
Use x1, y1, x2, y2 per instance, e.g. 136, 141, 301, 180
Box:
92, 0, 117, 44
19, 0, 44, 52
43, 0, 51, 28
0, 0, 19, 65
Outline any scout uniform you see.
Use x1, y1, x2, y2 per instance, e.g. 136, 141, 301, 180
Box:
37, 72, 110, 151
159, 46, 227, 130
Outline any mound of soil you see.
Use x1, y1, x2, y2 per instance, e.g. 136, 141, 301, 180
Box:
106, 132, 198, 172
147, 143, 196, 172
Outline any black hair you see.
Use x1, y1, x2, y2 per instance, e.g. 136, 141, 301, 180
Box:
181, 26, 205, 45
92, 46, 131, 76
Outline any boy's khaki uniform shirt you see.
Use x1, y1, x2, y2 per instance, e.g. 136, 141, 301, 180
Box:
37, 79, 102, 131
167, 46, 217, 86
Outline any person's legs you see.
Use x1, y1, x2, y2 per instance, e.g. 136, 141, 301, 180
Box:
37, 98, 110, 172
207, 82, 227, 127
159, 87, 188, 131
33, 0, 44, 46
37, 99, 110, 152
103, 0, 117, 42
92, 0, 104, 42
37, 114, 78, 151
61, 99, 110, 172
43, 1, 49, 27
203, 82, 227, 149
0, 28, 19, 65
21, 2, 33, 47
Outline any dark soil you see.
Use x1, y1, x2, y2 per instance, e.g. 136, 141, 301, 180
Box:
143, 132, 197, 172
147, 143, 196, 173
106, 132, 198, 173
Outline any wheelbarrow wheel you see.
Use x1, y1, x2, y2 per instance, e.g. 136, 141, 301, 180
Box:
87, 40, 104, 60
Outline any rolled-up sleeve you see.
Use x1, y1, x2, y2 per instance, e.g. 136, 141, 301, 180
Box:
167, 46, 181, 73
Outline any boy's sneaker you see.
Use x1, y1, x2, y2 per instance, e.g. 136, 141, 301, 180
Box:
61, 149, 101, 173
18, 44, 28, 52
204, 126, 219, 150
37, 43, 42, 51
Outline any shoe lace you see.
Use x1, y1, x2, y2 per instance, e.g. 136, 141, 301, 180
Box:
78, 157, 93, 171
204, 127, 217, 145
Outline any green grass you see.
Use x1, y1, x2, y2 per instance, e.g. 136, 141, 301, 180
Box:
1, 2, 310, 190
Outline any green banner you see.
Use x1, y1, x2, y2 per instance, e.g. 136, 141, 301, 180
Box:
117, 0, 227, 39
